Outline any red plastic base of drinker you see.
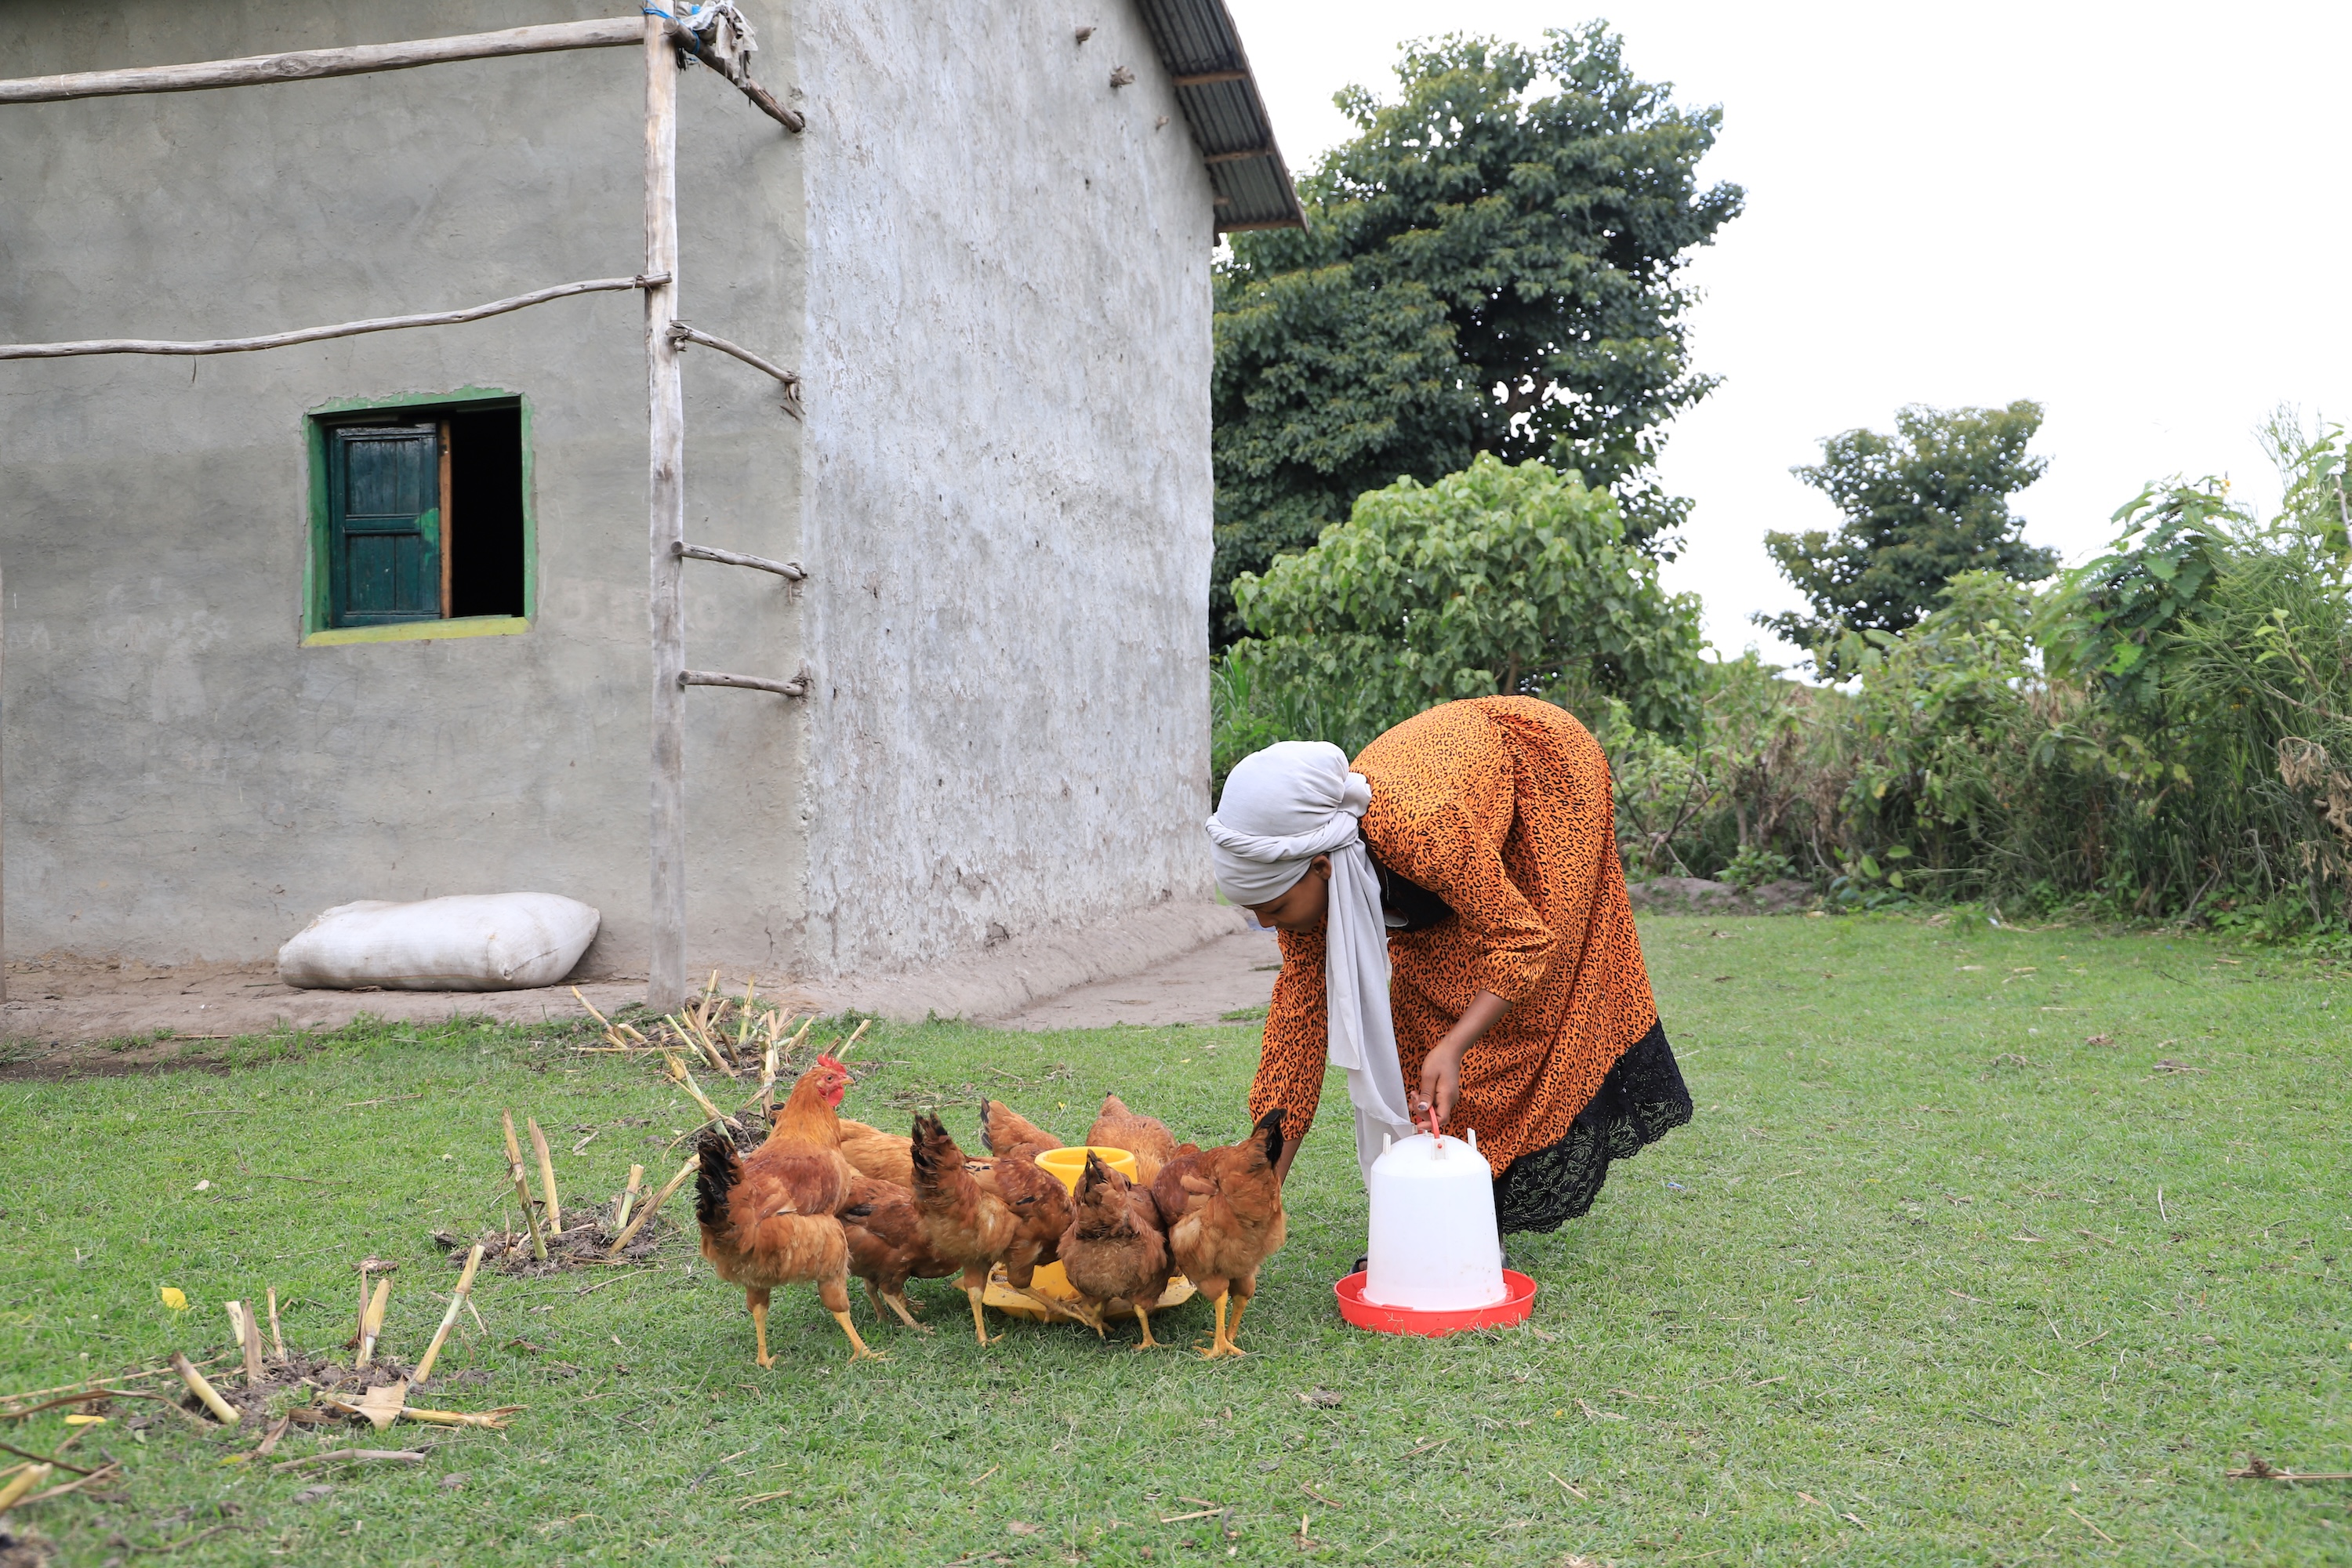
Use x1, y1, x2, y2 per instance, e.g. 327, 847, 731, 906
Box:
1334, 1269, 1537, 1337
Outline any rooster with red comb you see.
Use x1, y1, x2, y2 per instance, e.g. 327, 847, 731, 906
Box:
694, 1054, 881, 1365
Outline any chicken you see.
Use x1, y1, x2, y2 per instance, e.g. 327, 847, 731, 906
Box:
980, 1098, 1065, 1160
1151, 1109, 1286, 1360
1083, 1093, 1183, 1185
834, 1117, 915, 1188
909, 1112, 1089, 1341
1057, 1150, 1173, 1348
839, 1175, 956, 1331
693, 1055, 880, 1366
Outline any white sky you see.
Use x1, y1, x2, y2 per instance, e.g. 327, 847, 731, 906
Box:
1221, 0, 2352, 666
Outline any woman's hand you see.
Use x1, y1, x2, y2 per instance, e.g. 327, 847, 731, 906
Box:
1407, 990, 1512, 1130
1414, 1038, 1468, 1127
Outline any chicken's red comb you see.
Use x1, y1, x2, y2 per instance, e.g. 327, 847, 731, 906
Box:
816, 1053, 846, 1072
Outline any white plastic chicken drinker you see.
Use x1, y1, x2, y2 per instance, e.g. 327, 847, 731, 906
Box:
1363, 1127, 1507, 1312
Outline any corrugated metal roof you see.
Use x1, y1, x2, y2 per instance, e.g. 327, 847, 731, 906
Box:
1130, 0, 1304, 231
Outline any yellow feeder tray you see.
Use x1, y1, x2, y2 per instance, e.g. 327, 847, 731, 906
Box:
982, 1145, 1197, 1320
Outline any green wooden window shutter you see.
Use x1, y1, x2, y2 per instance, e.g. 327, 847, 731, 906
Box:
327, 423, 441, 626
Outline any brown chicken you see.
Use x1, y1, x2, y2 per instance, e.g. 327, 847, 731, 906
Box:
839, 1175, 956, 1330
694, 1055, 880, 1366
980, 1098, 1064, 1160
834, 1116, 915, 1188
1083, 1093, 1185, 1185
1057, 1150, 1174, 1348
910, 1112, 1089, 1341
1151, 1109, 1286, 1360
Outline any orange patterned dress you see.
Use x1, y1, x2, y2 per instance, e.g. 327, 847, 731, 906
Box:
1247, 697, 1689, 1229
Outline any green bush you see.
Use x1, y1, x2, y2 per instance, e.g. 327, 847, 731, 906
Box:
1214, 415, 2352, 938
1215, 455, 1705, 789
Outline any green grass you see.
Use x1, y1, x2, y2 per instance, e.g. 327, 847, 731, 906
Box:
2, 915, 2348, 1564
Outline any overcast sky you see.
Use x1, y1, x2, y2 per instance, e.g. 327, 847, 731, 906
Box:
1221, 0, 2352, 666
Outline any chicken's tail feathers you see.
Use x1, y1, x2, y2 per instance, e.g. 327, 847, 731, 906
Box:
1253, 1106, 1286, 1170
909, 1112, 959, 1192
693, 1130, 742, 1229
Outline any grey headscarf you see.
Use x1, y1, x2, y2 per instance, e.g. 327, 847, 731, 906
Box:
1205, 742, 1417, 1182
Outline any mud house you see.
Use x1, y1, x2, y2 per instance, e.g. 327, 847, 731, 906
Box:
0, 2, 1298, 1014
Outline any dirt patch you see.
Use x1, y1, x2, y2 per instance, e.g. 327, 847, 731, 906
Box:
433, 1215, 664, 1276
0, 1531, 53, 1568
0, 953, 718, 1064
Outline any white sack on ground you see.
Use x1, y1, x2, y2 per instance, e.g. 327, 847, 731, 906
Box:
277, 894, 601, 991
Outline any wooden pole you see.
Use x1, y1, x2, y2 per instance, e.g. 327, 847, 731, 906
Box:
1, 563, 6, 1008
0, 273, 665, 361
0, 18, 643, 104
645, 15, 688, 1017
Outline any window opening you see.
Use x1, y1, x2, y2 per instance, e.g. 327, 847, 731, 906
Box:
314, 398, 527, 632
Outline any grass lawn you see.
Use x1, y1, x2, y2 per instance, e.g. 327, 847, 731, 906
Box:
2, 913, 2347, 1565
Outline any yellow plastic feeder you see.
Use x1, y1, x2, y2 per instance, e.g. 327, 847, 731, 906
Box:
982, 1145, 1196, 1319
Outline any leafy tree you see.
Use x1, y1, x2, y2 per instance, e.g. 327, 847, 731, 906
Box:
1210, 27, 1744, 643
1758, 401, 2056, 665
1225, 454, 1707, 753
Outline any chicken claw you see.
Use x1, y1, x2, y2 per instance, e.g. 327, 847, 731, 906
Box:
833, 1309, 887, 1363
1013, 1286, 1098, 1332
1197, 1291, 1245, 1360
1131, 1305, 1163, 1351
884, 1290, 933, 1333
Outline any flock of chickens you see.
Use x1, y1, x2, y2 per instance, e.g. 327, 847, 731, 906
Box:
692, 1055, 1288, 1365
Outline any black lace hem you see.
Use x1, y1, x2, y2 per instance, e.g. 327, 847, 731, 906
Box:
1492, 1018, 1693, 1235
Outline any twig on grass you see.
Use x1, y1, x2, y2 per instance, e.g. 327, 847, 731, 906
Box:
414, 1244, 485, 1382
615, 1163, 645, 1233
2065, 1504, 2116, 1542
2229, 1456, 2352, 1481
1301, 1483, 1344, 1508
1547, 1472, 1588, 1501
125, 1521, 236, 1554
170, 1353, 238, 1426
528, 1116, 564, 1234
503, 1111, 550, 1262
271, 1449, 428, 1472
15, 1460, 122, 1506
340, 1094, 426, 1108
0, 1462, 53, 1515
607, 1156, 696, 1258
0, 1439, 94, 1476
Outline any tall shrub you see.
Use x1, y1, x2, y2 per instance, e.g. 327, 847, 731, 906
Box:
1221, 455, 1706, 773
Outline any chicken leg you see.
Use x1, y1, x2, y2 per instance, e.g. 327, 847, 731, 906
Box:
820, 1276, 885, 1362
883, 1290, 931, 1333
748, 1287, 775, 1369
831, 1310, 884, 1362
1131, 1304, 1163, 1351
966, 1284, 1002, 1345
1225, 1292, 1250, 1345
1197, 1290, 1244, 1360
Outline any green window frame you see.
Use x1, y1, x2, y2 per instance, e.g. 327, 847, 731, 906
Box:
303, 389, 535, 646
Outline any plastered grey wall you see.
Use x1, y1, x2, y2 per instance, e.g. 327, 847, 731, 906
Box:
0, 2, 808, 973
796, 1, 1217, 979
